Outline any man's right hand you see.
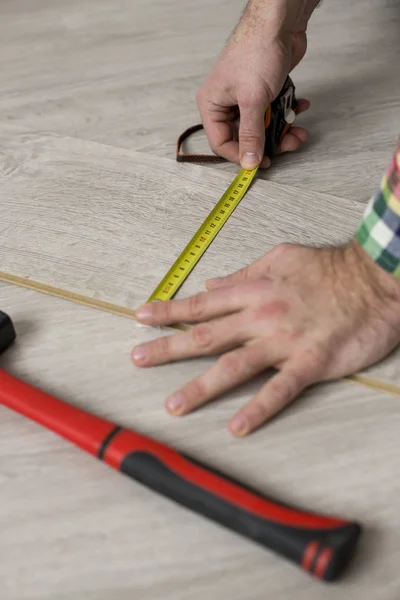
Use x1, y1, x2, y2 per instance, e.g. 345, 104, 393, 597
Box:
196, 0, 319, 169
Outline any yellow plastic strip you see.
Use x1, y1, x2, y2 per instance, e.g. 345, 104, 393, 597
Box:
1, 271, 399, 397
0, 271, 139, 319
345, 373, 400, 396
0, 272, 191, 330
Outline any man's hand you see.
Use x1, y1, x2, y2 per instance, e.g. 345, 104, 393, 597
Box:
132, 241, 400, 437
196, 0, 319, 169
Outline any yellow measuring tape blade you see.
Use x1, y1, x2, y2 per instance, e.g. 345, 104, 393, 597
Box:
147, 167, 258, 303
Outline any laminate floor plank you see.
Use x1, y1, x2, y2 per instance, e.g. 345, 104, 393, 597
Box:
0, 284, 400, 600
0, 129, 366, 310
2, 128, 400, 389
0, 0, 398, 201
1, 0, 400, 597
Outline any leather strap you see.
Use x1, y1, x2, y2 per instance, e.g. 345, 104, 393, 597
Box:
176, 124, 227, 163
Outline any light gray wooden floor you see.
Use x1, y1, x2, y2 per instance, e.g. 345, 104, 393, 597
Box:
0, 127, 366, 307
0, 1, 400, 599
2, 285, 400, 600
1, 0, 399, 200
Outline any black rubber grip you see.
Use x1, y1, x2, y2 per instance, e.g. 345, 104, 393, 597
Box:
0, 310, 16, 354
119, 451, 361, 581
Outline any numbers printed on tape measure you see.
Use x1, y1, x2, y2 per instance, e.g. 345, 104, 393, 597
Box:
147, 168, 258, 303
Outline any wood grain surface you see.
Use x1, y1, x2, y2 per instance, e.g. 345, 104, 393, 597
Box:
0, 0, 399, 201
2, 126, 400, 388
1, 284, 400, 600
0, 129, 366, 309
1, 0, 400, 598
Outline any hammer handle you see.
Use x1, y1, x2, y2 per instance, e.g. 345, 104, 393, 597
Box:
0, 369, 361, 581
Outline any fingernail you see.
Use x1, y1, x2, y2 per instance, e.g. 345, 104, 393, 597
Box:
136, 305, 153, 322
229, 415, 248, 437
241, 152, 259, 169
166, 394, 185, 415
132, 346, 147, 363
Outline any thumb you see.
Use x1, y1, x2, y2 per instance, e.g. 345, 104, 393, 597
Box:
238, 95, 268, 169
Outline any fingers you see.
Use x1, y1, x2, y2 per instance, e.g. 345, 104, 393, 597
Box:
206, 257, 266, 290
277, 128, 308, 153
202, 118, 240, 163
276, 98, 310, 154
238, 94, 269, 169
295, 98, 311, 115
196, 93, 240, 163
228, 360, 313, 436
237, 96, 310, 167
238, 97, 310, 164
287, 127, 308, 142
197, 96, 310, 166
259, 156, 272, 169
132, 313, 250, 367
163, 341, 286, 416
136, 287, 246, 327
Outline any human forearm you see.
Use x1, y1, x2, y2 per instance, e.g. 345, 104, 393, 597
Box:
239, 0, 320, 37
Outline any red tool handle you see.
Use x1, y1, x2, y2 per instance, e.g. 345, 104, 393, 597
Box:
0, 369, 361, 581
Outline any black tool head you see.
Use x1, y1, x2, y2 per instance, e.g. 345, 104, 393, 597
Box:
0, 311, 16, 355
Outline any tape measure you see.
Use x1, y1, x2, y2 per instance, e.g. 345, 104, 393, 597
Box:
147, 76, 297, 303
147, 167, 258, 302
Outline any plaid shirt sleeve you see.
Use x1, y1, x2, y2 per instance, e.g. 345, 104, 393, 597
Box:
356, 142, 400, 278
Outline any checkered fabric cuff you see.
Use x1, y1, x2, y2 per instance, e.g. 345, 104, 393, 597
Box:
356, 143, 400, 278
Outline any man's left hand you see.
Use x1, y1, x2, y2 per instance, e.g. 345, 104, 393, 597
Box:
132, 241, 400, 436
